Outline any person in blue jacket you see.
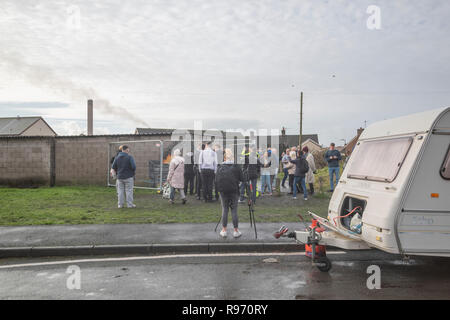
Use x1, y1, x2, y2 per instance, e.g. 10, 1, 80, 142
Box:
111, 145, 137, 208
324, 143, 342, 192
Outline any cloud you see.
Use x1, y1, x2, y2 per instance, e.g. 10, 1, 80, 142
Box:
51, 120, 85, 136
0, 101, 69, 109
51, 120, 111, 136
1, 0, 450, 145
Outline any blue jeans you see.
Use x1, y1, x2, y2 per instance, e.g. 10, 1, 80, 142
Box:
329, 167, 340, 191
282, 168, 289, 186
260, 174, 272, 194
293, 176, 307, 199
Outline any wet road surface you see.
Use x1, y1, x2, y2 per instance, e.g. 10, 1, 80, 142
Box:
0, 250, 449, 299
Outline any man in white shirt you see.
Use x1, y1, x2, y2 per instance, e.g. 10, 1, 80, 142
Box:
198, 142, 218, 202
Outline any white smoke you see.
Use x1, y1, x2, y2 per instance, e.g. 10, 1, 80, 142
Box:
0, 50, 149, 127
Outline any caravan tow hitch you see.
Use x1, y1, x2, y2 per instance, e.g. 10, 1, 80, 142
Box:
274, 216, 332, 272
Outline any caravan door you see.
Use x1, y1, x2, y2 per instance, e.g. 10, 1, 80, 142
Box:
397, 111, 450, 256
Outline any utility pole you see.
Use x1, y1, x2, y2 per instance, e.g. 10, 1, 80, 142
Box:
299, 92, 303, 147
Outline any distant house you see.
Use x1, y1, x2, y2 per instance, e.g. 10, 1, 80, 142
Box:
342, 128, 364, 156
301, 138, 323, 153
278, 127, 320, 153
0, 116, 57, 137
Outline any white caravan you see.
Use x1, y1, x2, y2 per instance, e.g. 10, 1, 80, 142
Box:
308, 107, 450, 258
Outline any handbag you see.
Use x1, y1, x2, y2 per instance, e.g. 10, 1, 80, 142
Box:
162, 182, 171, 199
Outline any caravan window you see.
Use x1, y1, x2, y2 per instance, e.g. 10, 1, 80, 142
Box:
441, 145, 450, 180
347, 137, 413, 183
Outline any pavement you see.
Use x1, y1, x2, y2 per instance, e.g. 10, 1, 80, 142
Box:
0, 222, 308, 258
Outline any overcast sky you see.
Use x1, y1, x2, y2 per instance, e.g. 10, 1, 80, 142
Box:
1, 0, 449, 145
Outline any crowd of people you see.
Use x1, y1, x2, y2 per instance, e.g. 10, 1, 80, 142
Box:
110, 142, 343, 238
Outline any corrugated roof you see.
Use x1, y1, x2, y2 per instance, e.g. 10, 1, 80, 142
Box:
0, 117, 41, 135
281, 134, 319, 147
135, 128, 176, 135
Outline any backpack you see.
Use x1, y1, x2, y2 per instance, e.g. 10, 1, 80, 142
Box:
216, 164, 238, 194
299, 158, 309, 174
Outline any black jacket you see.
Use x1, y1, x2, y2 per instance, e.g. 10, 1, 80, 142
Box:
112, 152, 136, 180
324, 149, 342, 168
216, 162, 244, 194
290, 157, 309, 178
243, 151, 260, 180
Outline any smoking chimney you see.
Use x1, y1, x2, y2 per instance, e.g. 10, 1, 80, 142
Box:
87, 99, 93, 136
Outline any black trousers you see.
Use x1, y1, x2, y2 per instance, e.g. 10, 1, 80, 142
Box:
195, 170, 202, 198
184, 173, 195, 195
214, 177, 219, 200
201, 169, 215, 201
309, 183, 315, 195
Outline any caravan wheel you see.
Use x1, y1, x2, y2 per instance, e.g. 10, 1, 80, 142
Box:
316, 257, 332, 272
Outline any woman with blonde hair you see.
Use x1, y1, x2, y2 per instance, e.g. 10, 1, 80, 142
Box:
286, 151, 296, 194
215, 148, 244, 238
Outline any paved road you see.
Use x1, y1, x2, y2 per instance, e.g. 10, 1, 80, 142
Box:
1, 250, 449, 299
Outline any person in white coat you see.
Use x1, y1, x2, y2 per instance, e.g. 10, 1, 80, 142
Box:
302, 146, 316, 196
167, 149, 187, 204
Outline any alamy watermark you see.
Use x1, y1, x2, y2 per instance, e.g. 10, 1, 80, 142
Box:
169, 120, 280, 166
366, 265, 381, 289
66, 265, 81, 290
66, 5, 81, 30
366, 5, 381, 30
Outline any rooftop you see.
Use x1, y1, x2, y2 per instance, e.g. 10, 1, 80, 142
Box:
0, 116, 43, 136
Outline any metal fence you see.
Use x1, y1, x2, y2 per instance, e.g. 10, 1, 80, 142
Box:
107, 138, 257, 190
108, 140, 166, 190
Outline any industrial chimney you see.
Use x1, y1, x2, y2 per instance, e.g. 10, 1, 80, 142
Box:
87, 99, 93, 136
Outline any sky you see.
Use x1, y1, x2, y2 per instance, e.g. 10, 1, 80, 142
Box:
1, 0, 449, 145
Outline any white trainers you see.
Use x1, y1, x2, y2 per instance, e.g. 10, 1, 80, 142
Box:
233, 230, 242, 238
292, 197, 297, 200
304, 198, 308, 201
128, 204, 137, 208
220, 230, 227, 238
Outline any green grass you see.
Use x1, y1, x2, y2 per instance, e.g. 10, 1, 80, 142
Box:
0, 185, 331, 226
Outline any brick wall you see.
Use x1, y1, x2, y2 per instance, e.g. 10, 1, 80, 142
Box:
0, 137, 53, 186
55, 135, 170, 185
0, 134, 171, 186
